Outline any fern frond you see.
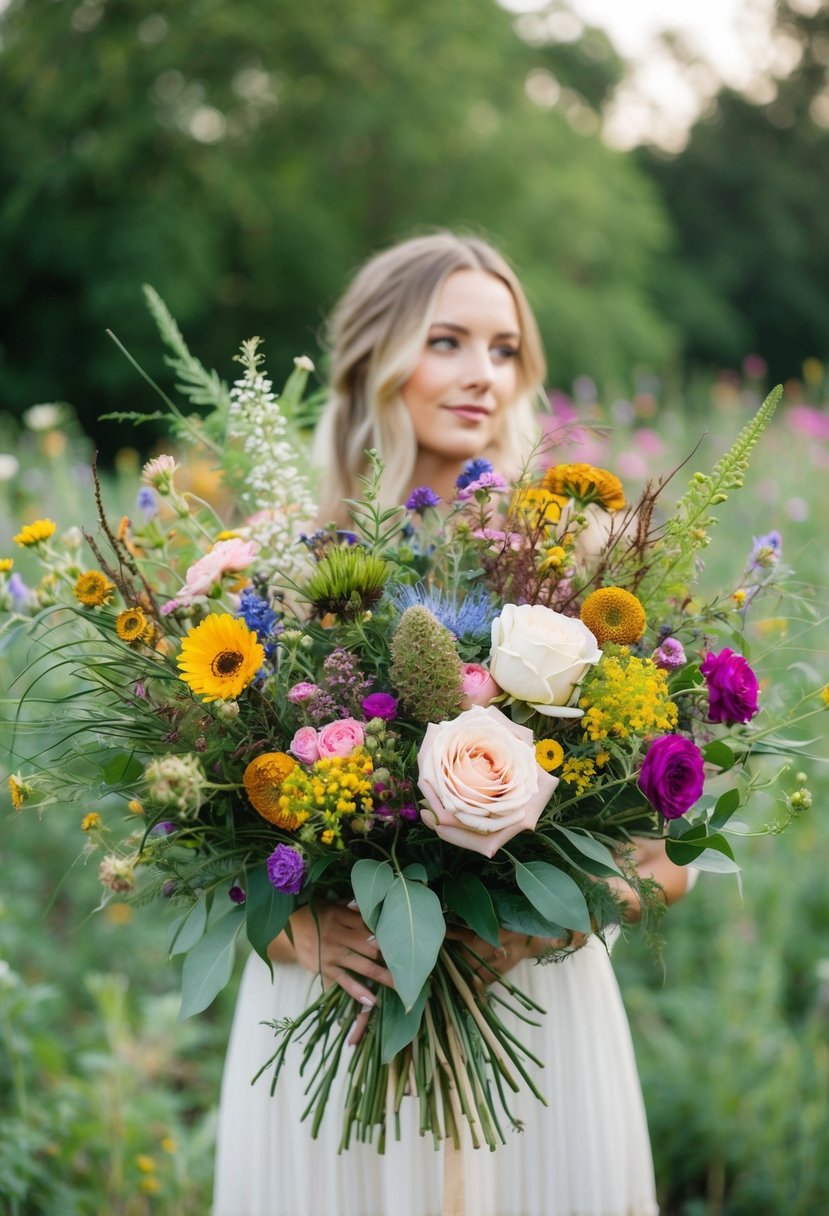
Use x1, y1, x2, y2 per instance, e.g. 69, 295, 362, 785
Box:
638, 385, 782, 609
143, 284, 231, 417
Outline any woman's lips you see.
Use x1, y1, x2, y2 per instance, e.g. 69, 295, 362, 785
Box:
443, 405, 491, 422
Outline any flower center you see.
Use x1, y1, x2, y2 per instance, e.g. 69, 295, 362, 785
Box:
211, 648, 244, 677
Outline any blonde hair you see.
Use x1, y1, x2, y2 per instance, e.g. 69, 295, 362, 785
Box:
312, 231, 547, 524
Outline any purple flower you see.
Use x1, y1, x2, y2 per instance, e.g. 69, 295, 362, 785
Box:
455, 458, 493, 490
288, 681, 319, 703
8, 572, 30, 605
652, 638, 686, 671
362, 692, 398, 721
137, 486, 158, 519
266, 844, 306, 895
150, 820, 177, 835
456, 471, 508, 501
398, 803, 419, 821
405, 486, 441, 512
228, 885, 246, 904
749, 530, 782, 570
700, 648, 759, 725
638, 735, 705, 819
162, 880, 177, 898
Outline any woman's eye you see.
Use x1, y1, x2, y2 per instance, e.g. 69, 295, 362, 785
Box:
428, 336, 458, 351
493, 345, 519, 360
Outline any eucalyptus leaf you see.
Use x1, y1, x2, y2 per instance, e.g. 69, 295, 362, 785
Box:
710, 787, 741, 829
512, 858, 590, 933
168, 898, 207, 956
245, 864, 294, 968
702, 740, 737, 771
351, 859, 394, 932
380, 984, 430, 1063
553, 826, 623, 877
490, 890, 565, 938
401, 863, 428, 882
444, 873, 500, 947
100, 751, 143, 786
375, 877, 444, 1012
179, 906, 245, 1019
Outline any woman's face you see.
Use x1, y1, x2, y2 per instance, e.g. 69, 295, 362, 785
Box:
400, 269, 522, 468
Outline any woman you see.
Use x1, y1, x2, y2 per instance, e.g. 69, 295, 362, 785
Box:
213, 231, 691, 1216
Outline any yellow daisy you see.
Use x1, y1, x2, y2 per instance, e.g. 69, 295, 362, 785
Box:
177, 613, 265, 702
14, 518, 56, 547
116, 606, 150, 643
243, 752, 301, 827
542, 463, 625, 511
535, 738, 565, 772
0, 558, 13, 573
74, 570, 115, 607
580, 587, 646, 646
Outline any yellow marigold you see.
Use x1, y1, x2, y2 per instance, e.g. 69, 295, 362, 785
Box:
14, 518, 56, 547
177, 613, 265, 702
0, 558, 13, 573
510, 487, 566, 527
535, 738, 564, 772
243, 752, 301, 827
580, 587, 646, 646
81, 812, 102, 831
542, 463, 625, 511
579, 649, 677, 741
561, 758, 596, 792
74, 570, 115, 607
116, 606, 149, 643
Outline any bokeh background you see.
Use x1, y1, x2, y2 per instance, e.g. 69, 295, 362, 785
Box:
1, 0, 828, 1212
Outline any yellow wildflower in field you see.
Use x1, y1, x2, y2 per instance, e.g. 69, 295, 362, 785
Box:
74, 570, 115, 607
116, 606, 151, 644
579, 649, 677, 741
81, 812, 103, 831
282, 749, 374, 845
14, 518, 56, 547
9, 773, 33, 809
0, 558, 13, 572
561, 758, 596, 792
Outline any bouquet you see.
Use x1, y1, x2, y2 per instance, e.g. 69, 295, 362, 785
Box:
3, 298, 821, 1153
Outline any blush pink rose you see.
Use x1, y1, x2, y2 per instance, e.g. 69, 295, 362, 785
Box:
289, 726, 320, 764
317, 717, 365, 758
174, 538, 259, 605
460, 663, 500, 709
417, 705, 558, 858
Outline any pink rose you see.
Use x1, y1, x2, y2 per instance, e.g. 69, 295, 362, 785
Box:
290, 726, 320, 764
174, 539, 259, 605
417, 705, 558, 859
317, 717, 365, 758
460, 663, 500, 709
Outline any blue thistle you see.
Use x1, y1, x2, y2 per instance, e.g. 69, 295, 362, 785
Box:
387, 582, 495, 642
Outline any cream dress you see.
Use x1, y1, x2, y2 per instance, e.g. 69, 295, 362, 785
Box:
212, 935, 658, 1216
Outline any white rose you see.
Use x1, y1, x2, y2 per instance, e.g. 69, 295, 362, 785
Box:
417, 705, 558, 858
489, 603, 601, 717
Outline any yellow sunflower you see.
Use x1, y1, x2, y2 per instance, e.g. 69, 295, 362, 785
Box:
542, 463, 625, 511
116, 606, 150, 643
14, 518, 56, 547
535, 738, 565, 772
243, 752, 302, 827
74, 570, 115, 607
177, 613, 265, 702
580, 587, 646, 646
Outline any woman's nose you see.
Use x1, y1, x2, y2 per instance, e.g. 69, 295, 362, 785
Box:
461, 345, 494, 390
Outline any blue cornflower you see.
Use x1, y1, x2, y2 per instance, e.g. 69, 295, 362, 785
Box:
455, 458, 494, 491
236, 588, 281, 656
749, 530, 782, 570
405, 486, 441, 512
388, 582, 495, 641
136, 486, 158, 519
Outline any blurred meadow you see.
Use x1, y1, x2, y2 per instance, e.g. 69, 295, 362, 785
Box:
2, 0, 829, 1212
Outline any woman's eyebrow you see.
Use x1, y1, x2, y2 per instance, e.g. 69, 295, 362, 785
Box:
429, 321, 521, 340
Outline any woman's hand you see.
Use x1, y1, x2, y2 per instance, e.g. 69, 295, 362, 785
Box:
448, 925, 587, 986
606, 837, 694, 922
268, 903, 394, 1018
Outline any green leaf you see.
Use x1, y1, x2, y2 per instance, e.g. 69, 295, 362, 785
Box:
168, 898, 207, 956
444, 873, 500, 947
666, 826, 737, 868
351, 859, 394, 932
100, 751, 143, 786
245, 864, 294, 969
375, 877, 445, 1012
307, 854, 340, 883
179, 906, 245, 1019
512, 858, 590, 933
702, 740, 737, 771
490, 890, 565, 938
380, 984, 430, 1063
401, 863, 428, 882
710, 787, 741, 829
552, 826, 623, 878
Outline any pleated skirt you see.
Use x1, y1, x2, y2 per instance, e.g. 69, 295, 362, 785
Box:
213, 937, 658, 1216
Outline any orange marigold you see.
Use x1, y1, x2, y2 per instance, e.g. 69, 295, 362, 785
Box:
243, 752, 303, 828
580, 587, 646, 646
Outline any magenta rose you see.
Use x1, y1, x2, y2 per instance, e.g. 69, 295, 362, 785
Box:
638, 735, 705, 819
317, 717, 365, 758
460, 663, 500, 709
700, 647, 759, 725
417, 705, 558, 858
289, 725, 320, 764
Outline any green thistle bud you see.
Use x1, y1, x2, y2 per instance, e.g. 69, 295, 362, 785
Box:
389, 605, 464, 724
304, 546, 389, 620
788, 788, 812, 814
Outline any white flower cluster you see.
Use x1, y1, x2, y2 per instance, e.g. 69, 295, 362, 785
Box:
227, 351, 317, 588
